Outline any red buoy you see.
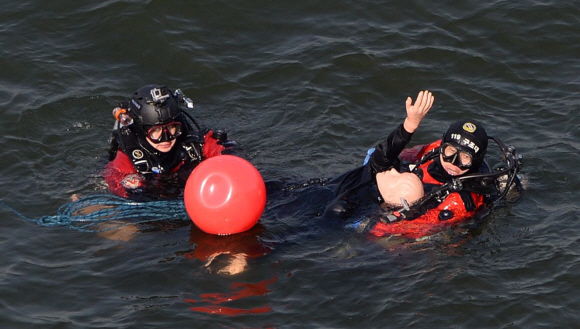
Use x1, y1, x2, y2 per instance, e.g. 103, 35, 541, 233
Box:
184, 155, 266, 235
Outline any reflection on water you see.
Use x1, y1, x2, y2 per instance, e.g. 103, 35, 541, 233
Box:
185, 276, 277, 316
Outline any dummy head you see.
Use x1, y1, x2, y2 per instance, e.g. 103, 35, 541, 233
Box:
376, 169, 424, 207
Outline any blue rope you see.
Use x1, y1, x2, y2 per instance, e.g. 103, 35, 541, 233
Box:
1, 194, 189, 232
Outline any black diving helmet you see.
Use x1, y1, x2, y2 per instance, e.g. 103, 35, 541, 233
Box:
128, 85, 185, 143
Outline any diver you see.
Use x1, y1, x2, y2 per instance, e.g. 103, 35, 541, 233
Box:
321, 90, 523, 239
103, 84, 242, 200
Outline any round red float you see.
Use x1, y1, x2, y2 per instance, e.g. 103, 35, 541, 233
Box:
184, 155, 266, 235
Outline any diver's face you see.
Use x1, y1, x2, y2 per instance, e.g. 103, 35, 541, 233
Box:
144, 122, 182, 153
439, 153, 469, 176
146, 137, 176, 153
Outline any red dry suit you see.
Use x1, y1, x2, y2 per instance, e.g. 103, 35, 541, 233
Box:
104, 129, 239, 199
369, 140, 487, 239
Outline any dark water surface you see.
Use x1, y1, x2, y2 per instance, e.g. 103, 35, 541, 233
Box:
1, 0, 579, 328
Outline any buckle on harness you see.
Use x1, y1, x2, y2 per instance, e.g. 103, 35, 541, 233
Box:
450, 178, 463, 191
183, 142, 202, 162
385, 198, 411, 223
133, 159, 150, 173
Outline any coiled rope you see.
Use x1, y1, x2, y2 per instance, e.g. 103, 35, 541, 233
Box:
1, 194, 189, 232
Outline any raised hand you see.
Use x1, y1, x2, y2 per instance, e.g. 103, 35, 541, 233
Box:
403, 90, 434, 133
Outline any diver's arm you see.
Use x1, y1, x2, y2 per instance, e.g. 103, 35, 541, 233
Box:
202, 129, 246, 159
370, 90, 434, 173
103, 151, 145, 198
370, 124, 413, 172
